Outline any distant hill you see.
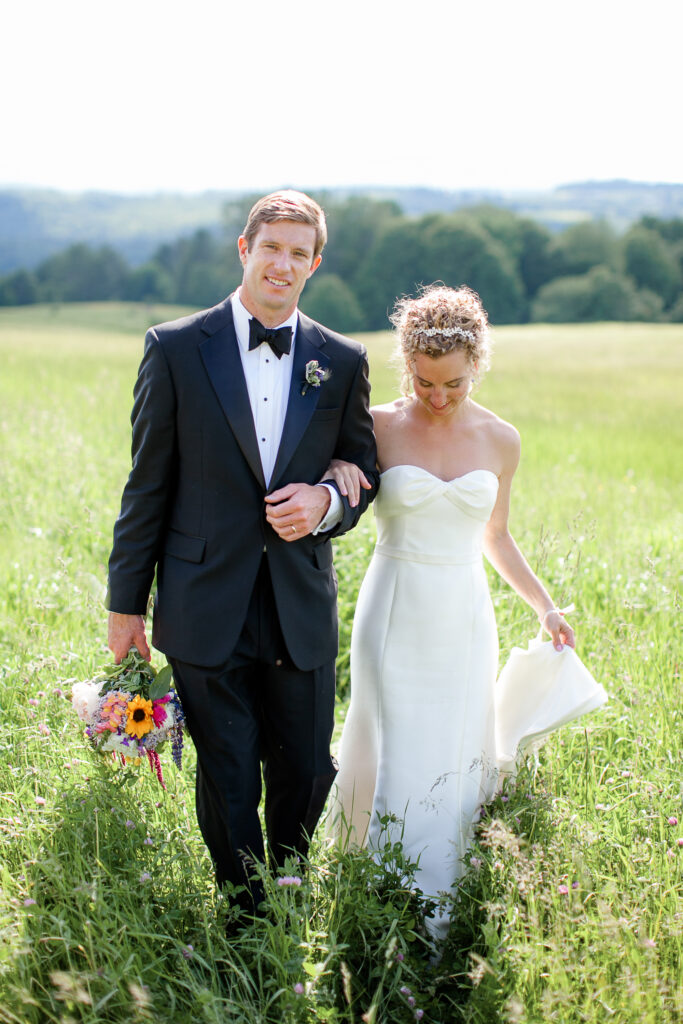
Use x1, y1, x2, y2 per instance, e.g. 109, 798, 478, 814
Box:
0, 189, 235, 273
1, 180, 682, 274
349, 180, 683, 229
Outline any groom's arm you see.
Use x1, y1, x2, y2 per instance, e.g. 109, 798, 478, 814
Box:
321, 346, 379, 539
265, 346, 378, 541
105, 331, 177, 652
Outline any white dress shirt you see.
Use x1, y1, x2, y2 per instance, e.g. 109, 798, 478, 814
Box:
231, 291, 342, 533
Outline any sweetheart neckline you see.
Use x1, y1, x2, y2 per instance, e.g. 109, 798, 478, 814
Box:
380, 465, 499, 485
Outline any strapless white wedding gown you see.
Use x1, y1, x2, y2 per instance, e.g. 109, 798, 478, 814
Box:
333, 465, 501, 940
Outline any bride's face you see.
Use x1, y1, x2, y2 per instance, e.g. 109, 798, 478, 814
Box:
411, 350, 475, 418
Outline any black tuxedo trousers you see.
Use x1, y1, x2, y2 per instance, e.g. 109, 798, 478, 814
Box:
170, 554, 337, 904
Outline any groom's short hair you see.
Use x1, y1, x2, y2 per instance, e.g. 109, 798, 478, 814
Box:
243, 190, 328, 258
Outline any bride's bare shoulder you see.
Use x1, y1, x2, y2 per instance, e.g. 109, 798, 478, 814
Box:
371, 397, 410, 415
471, 402, 520, 451
371, 398, 411, 428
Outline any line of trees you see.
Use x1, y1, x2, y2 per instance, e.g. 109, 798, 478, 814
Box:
2, 195, 683, 328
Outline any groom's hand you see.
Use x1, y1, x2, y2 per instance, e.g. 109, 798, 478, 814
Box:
108, 612, 151, 663
265, 483, 331, 541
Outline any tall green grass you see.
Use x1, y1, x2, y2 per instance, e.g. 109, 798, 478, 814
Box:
0, 305, 681, 1022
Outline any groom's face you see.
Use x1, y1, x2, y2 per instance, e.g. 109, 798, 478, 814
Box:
238, 220, 322, 326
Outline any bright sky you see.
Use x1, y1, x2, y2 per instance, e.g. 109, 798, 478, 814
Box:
4, 0, 682, 195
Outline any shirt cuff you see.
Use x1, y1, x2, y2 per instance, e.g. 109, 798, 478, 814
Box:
312, 484, 343, 534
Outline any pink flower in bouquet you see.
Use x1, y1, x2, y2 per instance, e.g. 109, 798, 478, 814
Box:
152, 695, 171, 727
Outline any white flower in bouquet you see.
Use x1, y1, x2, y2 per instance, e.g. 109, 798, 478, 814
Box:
100, 731, 139, 756
71, 680, 104, 723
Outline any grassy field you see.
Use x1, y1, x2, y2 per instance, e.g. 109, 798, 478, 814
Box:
0, 303, 681, 1023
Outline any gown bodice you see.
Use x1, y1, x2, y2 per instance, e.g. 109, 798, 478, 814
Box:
373, 465, 499, 565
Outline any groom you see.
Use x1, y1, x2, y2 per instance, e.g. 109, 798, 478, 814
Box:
106, 190, 378, 906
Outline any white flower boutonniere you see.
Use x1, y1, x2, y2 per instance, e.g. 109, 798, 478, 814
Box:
301, 360, 331, 396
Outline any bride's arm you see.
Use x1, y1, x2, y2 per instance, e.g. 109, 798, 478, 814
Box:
483, 427, 575, 651
320, 459, 373, 508
320, 408, 384, 508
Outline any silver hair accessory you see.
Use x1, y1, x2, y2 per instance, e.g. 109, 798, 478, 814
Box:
421, 326, 475, 341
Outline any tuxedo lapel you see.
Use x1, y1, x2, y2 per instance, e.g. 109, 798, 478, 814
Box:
270, 316, 330, 489
199, 301, 266, 489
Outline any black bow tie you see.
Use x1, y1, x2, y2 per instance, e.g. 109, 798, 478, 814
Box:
248, 317, 293, 359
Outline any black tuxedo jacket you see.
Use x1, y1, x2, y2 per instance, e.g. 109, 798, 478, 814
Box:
106, 295, 379, 671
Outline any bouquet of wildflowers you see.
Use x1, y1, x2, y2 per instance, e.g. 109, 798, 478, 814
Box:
71, 650, 184, 789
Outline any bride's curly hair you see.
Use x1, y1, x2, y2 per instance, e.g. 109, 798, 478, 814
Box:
391, 284, 492, 395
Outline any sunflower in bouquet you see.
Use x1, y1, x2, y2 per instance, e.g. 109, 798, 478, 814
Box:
71, 650, 184, 789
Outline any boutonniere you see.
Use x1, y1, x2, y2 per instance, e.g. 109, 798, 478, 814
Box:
301, 360, 331, 396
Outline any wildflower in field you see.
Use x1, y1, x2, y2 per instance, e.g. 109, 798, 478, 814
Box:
181, 945, 194, 959
125, 820, 135, 829
396, 952, 405, 961
400, 986, 412, 996
469, 856, 482, 869
143, 837, 153, 846
277, 875, 302, 887
415, 1012, 424, 1021
140, 872, 152, 884
643, 938, 656, 948
125, 695, 154, 739
35, 796, 46, 806
129, 983, 151, 1009
38, 723, 50, 736
37, 691, 46, 698
667, 816, 678, 826
677, 838, 683, 847
572, 881, 579, 889
23, 898, 36, 907
293, 983, 304, 995
408, 996, 416, 1007
558, 884, 569, 895
28, 698, 39, 707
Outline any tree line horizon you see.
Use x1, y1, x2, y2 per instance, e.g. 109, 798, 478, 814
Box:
2, 195, 682, 327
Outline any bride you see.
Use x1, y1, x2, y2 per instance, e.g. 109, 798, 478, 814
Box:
326, 284, 575, 942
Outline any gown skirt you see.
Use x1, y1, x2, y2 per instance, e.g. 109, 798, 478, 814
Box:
331, 465, 502, 940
